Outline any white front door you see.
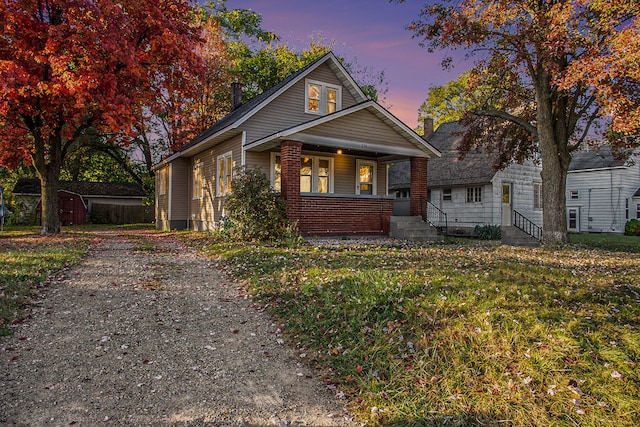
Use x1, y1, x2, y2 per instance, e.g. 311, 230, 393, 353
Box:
501, 183, 512, 226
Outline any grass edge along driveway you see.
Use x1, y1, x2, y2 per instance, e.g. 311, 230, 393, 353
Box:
189, 234, 639, 427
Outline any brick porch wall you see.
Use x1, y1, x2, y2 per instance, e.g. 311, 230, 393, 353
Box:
297, 195, 393, 236
410, 157, 429, 216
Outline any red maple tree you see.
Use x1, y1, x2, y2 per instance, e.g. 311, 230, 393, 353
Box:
0, 0, 205, 233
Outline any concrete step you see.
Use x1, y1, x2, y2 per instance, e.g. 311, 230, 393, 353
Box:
501, 226, 541, 247
390, 216, 444, 242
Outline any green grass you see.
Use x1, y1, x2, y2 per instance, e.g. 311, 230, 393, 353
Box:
0, 227, 93, 336
186, 235, 640, 426
569, 233, 640, 253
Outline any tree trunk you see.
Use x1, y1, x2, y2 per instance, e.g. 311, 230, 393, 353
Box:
39, 170, 61, 234
536, 75, 571, 244
31, 132, 62, 235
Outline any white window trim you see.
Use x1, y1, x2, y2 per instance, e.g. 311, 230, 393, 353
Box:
305, 78, 342, 115
466, 186, 482, 203
442, 188, 452, 202
356, 159, 377, 195
570, 190, 579, 200
157, 168, 167, 196
270, 152, 334, 194
533, 182, 543, 210
193, 161, 204, 200
216, 151, 233, 197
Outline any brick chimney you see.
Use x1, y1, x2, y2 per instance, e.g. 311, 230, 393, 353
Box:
423, 117, 434, 139
231, 81, 242, 110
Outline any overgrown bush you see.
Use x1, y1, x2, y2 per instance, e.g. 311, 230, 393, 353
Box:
223, 168, 298, 242
625, 219, 640, 236
473, 224, 501, 240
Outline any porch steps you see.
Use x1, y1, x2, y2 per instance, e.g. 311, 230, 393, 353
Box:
501, 226, 541, 248
390, 216, 444, 242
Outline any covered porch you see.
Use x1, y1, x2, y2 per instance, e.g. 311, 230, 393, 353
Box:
244, 102, 440, 236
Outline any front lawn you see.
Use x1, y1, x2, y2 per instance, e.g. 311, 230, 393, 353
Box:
0, 227, 92, 336
192, 236, 640, 426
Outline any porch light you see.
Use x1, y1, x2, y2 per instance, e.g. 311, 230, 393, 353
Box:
337, 149, 343, 154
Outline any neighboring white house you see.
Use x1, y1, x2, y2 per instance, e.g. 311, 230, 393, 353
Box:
566, 146, 640, 234
388, 121, 543, 234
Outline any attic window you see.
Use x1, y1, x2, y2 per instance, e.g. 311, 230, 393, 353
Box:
305, 79, 341, 115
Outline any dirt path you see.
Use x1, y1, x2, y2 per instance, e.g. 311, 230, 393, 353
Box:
0, 229, 356, 426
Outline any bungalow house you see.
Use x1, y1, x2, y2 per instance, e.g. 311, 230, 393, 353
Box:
154, 52, 440, 235
11, 178, 147, 225
566, 146, 640, 234
389, 121, 543, 235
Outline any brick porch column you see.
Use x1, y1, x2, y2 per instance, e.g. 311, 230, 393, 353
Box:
280, 140, 302, 222
410, 157, 428, 217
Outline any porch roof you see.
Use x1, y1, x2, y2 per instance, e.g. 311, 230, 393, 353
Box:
244, 101, 441, 161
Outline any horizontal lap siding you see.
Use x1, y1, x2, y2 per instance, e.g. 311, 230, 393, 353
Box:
438, 184, 494, 227
170, 159, 189, 221
494, 162, 543, 228
309, 109, 417, 153
298, 196, 393, 236
566, 166, 640, 233
189, 135, 242, 230
242, 63, 359, 144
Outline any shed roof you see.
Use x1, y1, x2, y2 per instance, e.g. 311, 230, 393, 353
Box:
12, 178, 146, 198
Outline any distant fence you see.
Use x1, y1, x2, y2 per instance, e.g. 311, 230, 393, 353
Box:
89, 203, 154, 224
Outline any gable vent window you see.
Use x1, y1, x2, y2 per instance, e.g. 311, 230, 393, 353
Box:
305, 79, 342, 115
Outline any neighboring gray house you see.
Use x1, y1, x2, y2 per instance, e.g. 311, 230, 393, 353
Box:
566, 146, 640, 234
389, 121, 543, 234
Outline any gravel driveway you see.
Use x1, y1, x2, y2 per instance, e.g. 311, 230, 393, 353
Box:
1, 229, 356, 426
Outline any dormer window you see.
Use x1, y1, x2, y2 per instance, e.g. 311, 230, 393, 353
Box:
305, 79, 341, 115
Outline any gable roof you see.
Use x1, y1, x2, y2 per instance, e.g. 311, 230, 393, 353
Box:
158, 52, 369, 165
388, 121, 499, 190
12, 178, 146, 198
245, 100, 440, 158
426, 121, 497, 187
568, 145, 627, 171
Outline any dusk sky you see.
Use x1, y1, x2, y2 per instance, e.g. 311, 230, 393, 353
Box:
226, 0, 472, 129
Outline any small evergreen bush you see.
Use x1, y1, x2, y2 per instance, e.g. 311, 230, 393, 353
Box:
624, 219, 640, 236
223, 168, 298, 242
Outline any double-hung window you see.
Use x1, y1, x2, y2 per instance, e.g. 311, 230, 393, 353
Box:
271, 153, 333, 194
466, 187, 482, 203
193, 161, 204, 199
157, 168, 167, 195
217, 152, 233, 196
305, 79, 342, 115
533, 183, 543, 209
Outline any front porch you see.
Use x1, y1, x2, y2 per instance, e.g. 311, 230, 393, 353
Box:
277, 140, 429, 236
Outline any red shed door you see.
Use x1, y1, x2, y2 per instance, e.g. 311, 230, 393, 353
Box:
59, 194, 76, 225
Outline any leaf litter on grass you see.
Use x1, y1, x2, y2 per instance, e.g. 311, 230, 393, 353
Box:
186, 235, 640, 427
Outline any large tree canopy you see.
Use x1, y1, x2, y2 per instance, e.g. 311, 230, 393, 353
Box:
0, 0, 205, 233
401, 0, 639, 243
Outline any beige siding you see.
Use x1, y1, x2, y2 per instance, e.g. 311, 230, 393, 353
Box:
308, 109, 418, 152
170, 158, 190, 221
241, 63, 360, 144
334, 153, 356, 194
245, 151, 271, 174
187, 135, 243, 229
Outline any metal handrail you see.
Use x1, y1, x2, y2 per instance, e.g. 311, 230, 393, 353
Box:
421, 196, 448, 236
513, 210, 543, 241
